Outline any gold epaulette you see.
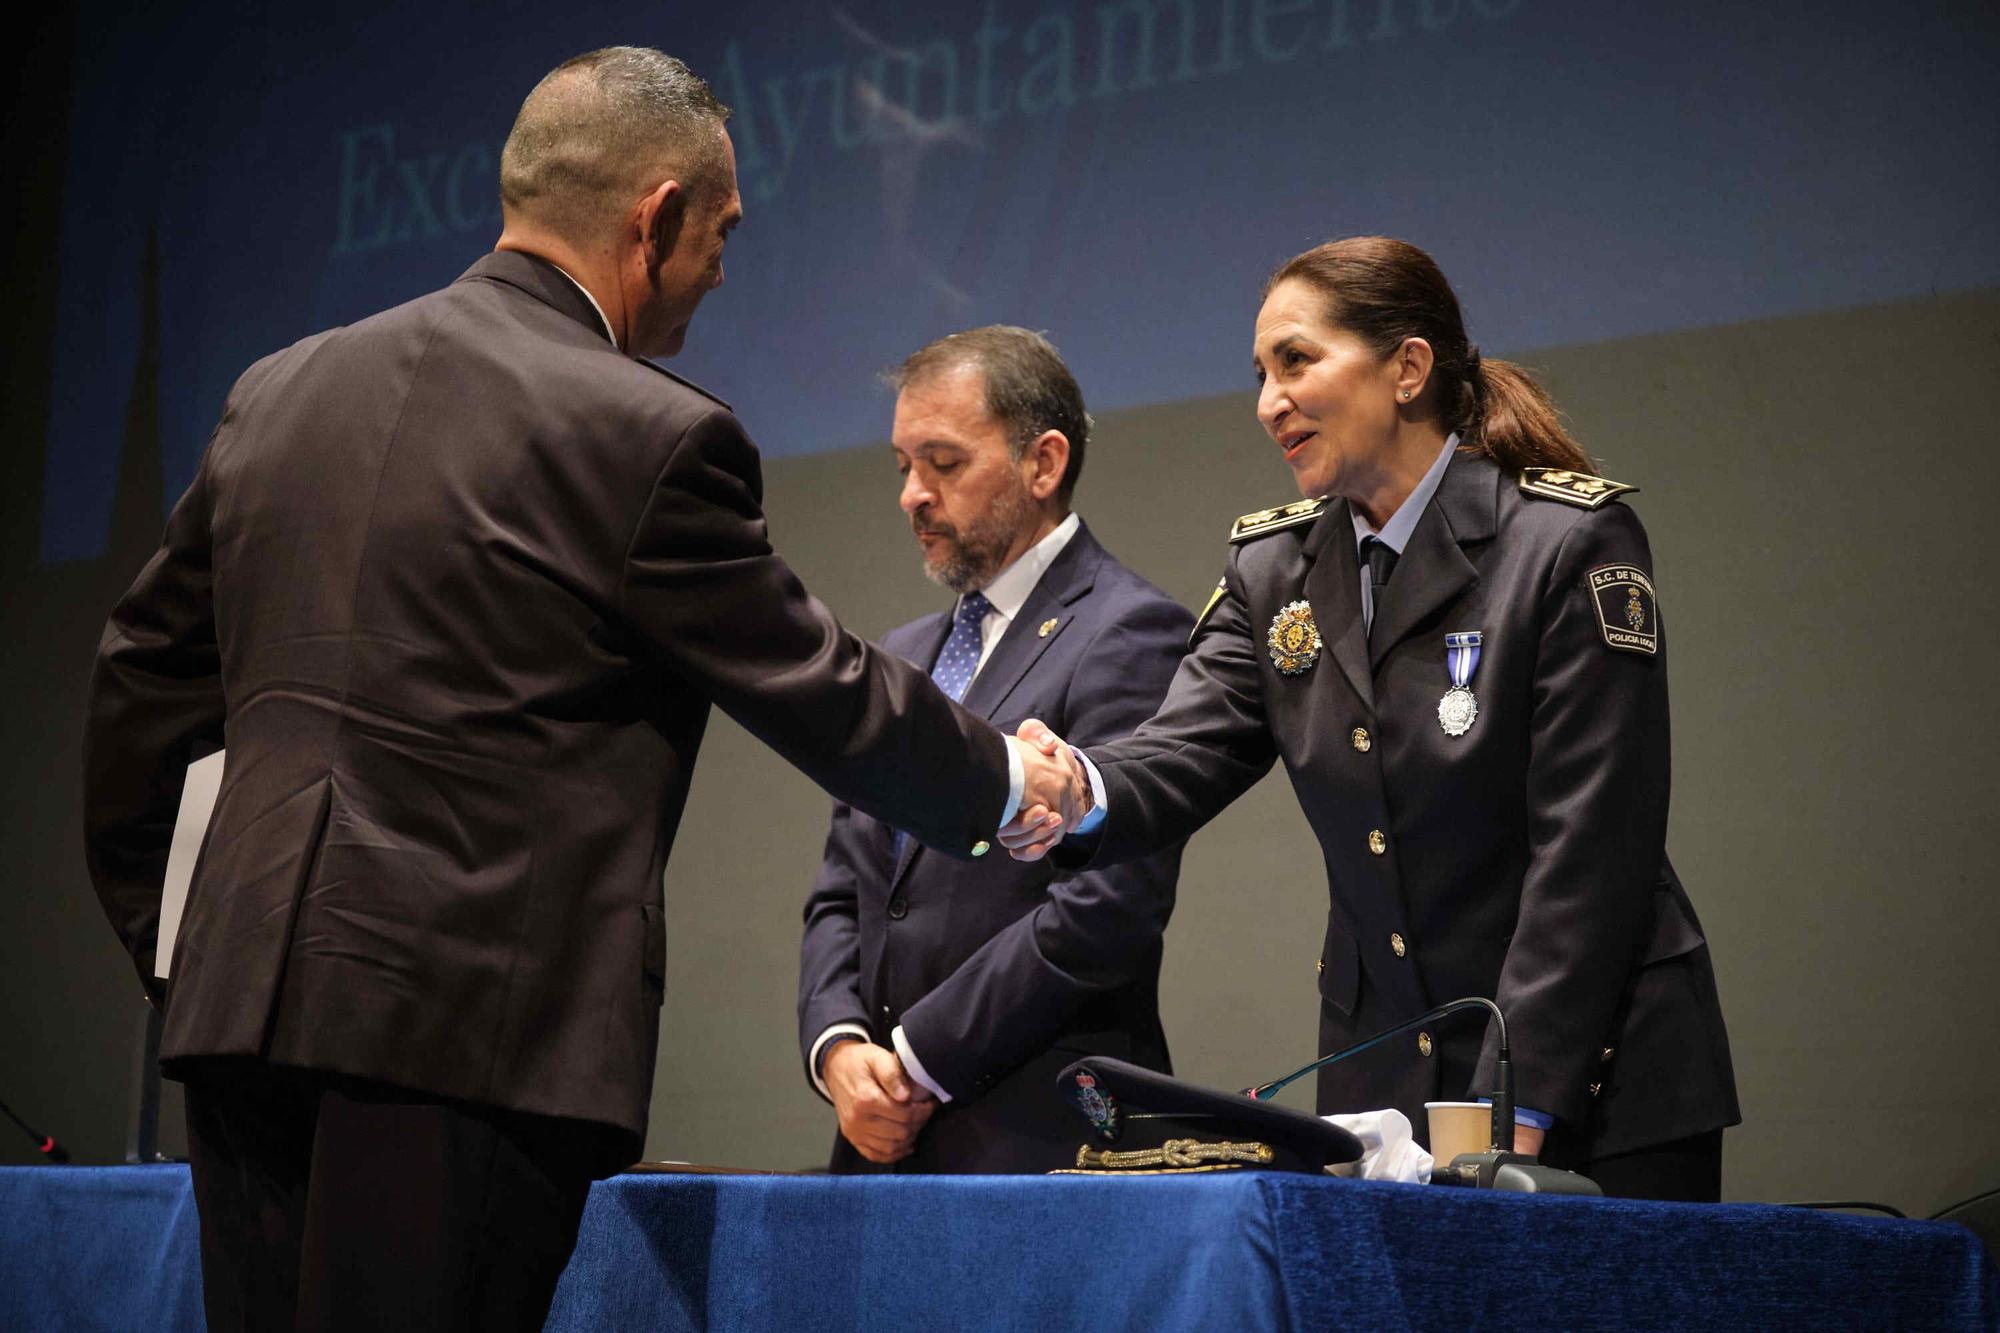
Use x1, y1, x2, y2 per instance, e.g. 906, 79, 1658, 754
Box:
1228, 497, 1326, 543
1518, 467, 1637, 509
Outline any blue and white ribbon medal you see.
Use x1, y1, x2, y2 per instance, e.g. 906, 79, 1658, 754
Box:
1438, 631, 1482, 737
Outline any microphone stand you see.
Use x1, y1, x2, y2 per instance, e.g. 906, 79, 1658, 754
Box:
1245, 996, 1599, 1195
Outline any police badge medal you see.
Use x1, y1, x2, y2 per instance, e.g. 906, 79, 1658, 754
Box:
1068, 1068, 1120, 1143
1438, 631, 1482, 736
1267, 601, 1321, 676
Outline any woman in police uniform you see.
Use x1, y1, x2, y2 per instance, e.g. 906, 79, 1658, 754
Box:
1024, 237, 1738, 1200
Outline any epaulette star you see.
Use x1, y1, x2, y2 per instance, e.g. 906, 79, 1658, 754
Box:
1518, 467, 1636, 509
1228, 497, 1326, 543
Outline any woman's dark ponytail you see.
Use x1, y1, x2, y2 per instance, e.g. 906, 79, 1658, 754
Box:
1267, 238, 1595, 475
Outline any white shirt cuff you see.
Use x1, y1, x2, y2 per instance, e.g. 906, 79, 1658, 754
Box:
1071, 748, 1108, 835
891, 1024, 952, 1104
807, 1022, 871, 1102
999, 735, 1025, 827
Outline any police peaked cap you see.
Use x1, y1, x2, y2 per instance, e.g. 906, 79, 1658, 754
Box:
1054, 1056, 1363, 1175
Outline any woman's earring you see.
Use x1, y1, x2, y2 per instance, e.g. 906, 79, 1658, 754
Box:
1400, 389, 1411, 400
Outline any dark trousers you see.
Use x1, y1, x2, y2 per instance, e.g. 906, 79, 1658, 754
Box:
180, 1060, 628, 1332
1545, 1127, 1725, 1203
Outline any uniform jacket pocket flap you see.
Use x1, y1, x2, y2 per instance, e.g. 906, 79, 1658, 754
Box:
1638, 884, 1706, 965
1317, 923, 1360, 1016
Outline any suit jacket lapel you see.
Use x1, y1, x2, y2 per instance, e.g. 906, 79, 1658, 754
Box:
1301, 504, 1374, 709
1367, 452, 1498, 668
957, 522, 1103, 720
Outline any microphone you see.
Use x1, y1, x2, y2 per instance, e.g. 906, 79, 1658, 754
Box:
1245, 996, 1515, 1151
1243, 997, 1600, 1195
1, 1096, 71, 1165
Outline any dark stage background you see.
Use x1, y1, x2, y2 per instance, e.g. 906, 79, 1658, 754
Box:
4, 1, 1997, 1218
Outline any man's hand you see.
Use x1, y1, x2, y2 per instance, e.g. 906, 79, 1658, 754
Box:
1000, 719, 1089, 861
824, 1039, 937, 1164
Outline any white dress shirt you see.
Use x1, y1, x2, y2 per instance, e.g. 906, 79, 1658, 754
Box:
550, 264, 619, 347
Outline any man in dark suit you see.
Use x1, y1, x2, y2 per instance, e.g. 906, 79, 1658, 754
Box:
82, 49, 1084, 1331
797, 328, 1190, 1172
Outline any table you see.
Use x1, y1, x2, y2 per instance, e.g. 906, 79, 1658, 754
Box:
3, 1165, 1992, 1330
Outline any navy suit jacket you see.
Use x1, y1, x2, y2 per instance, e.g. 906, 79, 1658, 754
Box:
797, 521, 1191, 1172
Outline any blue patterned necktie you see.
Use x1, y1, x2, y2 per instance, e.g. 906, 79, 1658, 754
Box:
894, 592, 993, 861
930, 592, 993, 703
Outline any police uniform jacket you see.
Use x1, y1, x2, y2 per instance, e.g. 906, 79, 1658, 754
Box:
798, 523, 1190, 1172
82, 250, 1011, 1157
1072, 450, 1739, 1158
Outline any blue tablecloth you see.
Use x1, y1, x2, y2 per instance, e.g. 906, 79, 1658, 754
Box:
3, 1165, 1993, 1330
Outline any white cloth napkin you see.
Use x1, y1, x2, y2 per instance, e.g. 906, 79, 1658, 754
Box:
1322, 1108, 1434, 1183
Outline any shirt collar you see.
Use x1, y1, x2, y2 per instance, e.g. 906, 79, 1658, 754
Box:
1351, 432, 1460, 557
549, 263, 619, 348
967, 512, 1081, 623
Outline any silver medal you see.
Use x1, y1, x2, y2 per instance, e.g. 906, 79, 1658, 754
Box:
1438, 631, 1483, 738
1437, 684, 1478, 737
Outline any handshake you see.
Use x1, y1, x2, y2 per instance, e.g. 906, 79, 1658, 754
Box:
999, 719, 1091, 862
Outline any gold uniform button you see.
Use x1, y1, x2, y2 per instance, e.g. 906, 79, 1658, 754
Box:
1315, 958, 1324, 974
1390, 932, 1406, 958
1350, 727, 1371, 752
1417, 1032, 1433, 1058
1601, 1046, 1616, 1064
1368, 829, 1387, 855
970, 840, 991, 858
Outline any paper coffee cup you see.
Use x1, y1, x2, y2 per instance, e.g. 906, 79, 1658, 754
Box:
1424, 1101, 1493, 1166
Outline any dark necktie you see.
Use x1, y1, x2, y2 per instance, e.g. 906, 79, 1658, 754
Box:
1362, 536, 1397, 637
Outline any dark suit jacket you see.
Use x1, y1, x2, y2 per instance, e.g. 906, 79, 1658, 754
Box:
82, 250, 1011, 1155
1071, 452, 1739, 1159
797, 522, 1191, 1172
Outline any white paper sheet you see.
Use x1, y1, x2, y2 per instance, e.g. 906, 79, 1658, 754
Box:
155, 749, 225, 980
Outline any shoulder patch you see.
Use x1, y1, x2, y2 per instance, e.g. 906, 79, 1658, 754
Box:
1586, 564, 1659, 655
1229, 497, 1326, 543
1190, 577, 1228, 645
1519, 468, 1636, 509
644, 363, 734, 411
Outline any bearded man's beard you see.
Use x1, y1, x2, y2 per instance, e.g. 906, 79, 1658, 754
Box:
915, 479, 1036, 594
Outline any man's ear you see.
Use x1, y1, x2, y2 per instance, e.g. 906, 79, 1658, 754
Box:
1025, 430, 1070, 502
638, 178, 686, 267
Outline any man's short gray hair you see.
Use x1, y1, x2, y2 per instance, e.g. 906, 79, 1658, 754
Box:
500, 47, 731, 240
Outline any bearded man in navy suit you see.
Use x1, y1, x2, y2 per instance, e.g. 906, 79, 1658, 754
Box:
798, 327, 1191, 1172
